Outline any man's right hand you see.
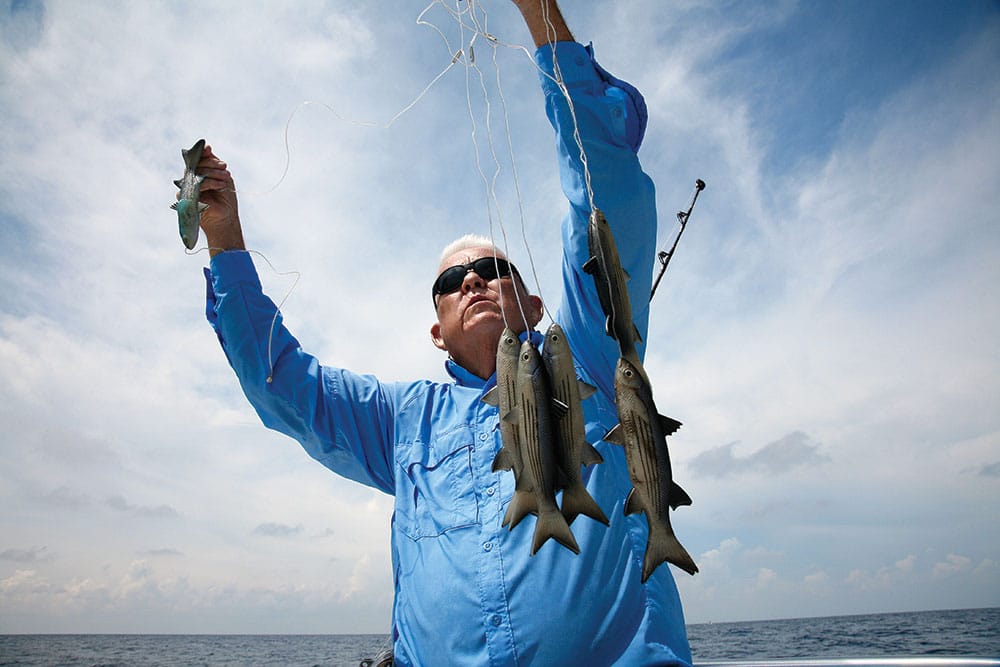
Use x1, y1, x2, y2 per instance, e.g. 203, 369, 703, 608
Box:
196, 143, 246, 256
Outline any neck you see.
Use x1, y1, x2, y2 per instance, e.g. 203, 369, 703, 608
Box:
453, 339, 500, 380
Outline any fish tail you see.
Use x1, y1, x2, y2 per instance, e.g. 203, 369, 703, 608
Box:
560, 482, 609, 527
503, 490, 536, 530
182, 138, 206, 171
530, 509, 580, 556
642, 521, 698, 581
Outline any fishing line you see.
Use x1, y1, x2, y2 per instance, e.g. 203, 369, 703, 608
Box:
182, 3, 488, 382
451, 0, 533, 335
185, 0, 592, 369
440, 0, 598, 334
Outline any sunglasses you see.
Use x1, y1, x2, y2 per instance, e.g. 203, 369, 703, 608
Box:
432, 256, 520, 306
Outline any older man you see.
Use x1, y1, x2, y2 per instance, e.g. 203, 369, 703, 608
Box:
196, 1, 692, 664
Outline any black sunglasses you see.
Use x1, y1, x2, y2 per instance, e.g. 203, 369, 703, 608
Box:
432, 257, 520, 306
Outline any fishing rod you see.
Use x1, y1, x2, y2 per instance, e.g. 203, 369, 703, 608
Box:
649, 178, 706, 301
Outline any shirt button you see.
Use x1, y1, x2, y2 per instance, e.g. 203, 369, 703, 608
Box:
483, 542, 493, 552
479, 433, 488, 441
486, 487, 496, 496
491, 615, 502, 626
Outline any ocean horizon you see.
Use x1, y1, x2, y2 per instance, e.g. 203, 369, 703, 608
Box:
1, 607, 997, 665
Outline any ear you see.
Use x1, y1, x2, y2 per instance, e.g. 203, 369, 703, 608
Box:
430, 321, 448, 352
527, 295, 544, 328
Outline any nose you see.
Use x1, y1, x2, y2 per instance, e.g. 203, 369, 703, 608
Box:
461, 268, 487, 293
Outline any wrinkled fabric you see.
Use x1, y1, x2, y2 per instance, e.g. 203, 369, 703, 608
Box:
205, 41, 691, 667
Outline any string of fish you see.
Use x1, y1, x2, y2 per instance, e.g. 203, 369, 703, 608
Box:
441, 0, 699, 577
435, 0, 617, 557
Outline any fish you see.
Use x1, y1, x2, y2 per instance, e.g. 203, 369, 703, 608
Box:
170, 138, 208, 250
581, 207, 643, 354
540, 322, 608, 527
604, 356, 697, 580
481, 328, 531, 529
514, 340, 579, 555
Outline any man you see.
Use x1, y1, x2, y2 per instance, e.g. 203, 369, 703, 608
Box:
195, 1, 692, 664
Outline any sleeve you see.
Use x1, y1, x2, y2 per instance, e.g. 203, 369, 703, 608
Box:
536, 42, 658, 400
204, 251, 395, 494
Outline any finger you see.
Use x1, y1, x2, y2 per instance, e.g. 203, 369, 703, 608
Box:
199, 170, 234, 191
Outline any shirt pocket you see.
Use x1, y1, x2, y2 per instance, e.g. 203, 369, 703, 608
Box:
394, 427, 480, 540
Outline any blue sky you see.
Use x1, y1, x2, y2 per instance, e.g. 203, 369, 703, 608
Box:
1, 0, 997, 633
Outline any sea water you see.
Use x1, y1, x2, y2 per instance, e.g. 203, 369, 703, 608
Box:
1, 607, 996, 666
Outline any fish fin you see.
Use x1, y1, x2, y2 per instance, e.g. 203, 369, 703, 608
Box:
578, 381, 598, 400
643, 522, 698, 581
560, 483, 609, 527
198, 202, 209, 212
623, 267, 631, 280
492, 447, 515, 473
659, 414, 682, 436
502, 407, 520, 424
624, 487, 643, 516
481, 387, 499, 406
670, 481, 693, 509
580, 441, 603, 466
530, 509, 580, 556
550, 398, 569, 419
503, 490, 537, 530
582, 256, 599, 275
173, 179, 183, 188
604, 424, 626, 446
169, 202, 178, 211
633, 323, 643, 344
605, 316, 615, 338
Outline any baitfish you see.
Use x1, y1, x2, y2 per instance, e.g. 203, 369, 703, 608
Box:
482, 328, 531, 529
582, 207, 643, 354
170, 138, 208, 250
605, 356, 697, 580
540, 323, 608, 527
514, 340, 579, 555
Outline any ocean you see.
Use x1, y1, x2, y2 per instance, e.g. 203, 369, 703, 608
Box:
0, 607, 996, 666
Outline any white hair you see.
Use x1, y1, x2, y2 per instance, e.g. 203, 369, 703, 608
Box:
438, 234, 505, 263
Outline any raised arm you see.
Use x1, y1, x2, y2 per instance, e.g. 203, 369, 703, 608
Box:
196, 146, 395, 493
532, 43, 658, 401
512, 0, 573, 48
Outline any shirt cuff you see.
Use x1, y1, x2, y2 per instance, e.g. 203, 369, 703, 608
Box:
206, 250, 262, 292
534, 41, 648, 152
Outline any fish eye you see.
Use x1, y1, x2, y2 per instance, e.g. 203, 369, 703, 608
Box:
505, 337, 514, 345
624, 369, 633, 378
522, 353, 530, 361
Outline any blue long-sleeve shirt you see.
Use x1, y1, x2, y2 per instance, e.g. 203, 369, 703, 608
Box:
205, 42, 691, 666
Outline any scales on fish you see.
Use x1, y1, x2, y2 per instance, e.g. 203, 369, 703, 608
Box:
170, 138, 209, 250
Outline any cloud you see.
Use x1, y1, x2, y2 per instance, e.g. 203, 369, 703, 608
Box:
0, 546, 53, 563
106, 495, 179, 519
30, 486, 91, 509
932, 554, 972, 579
252, 523, 304, 538
0, 0, 998, 634
689, 431, 830, 478
978, 462, 1000, 478
141, 548, 183, 558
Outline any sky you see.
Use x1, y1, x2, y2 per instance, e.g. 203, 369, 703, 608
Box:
0, 0, 998, 634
